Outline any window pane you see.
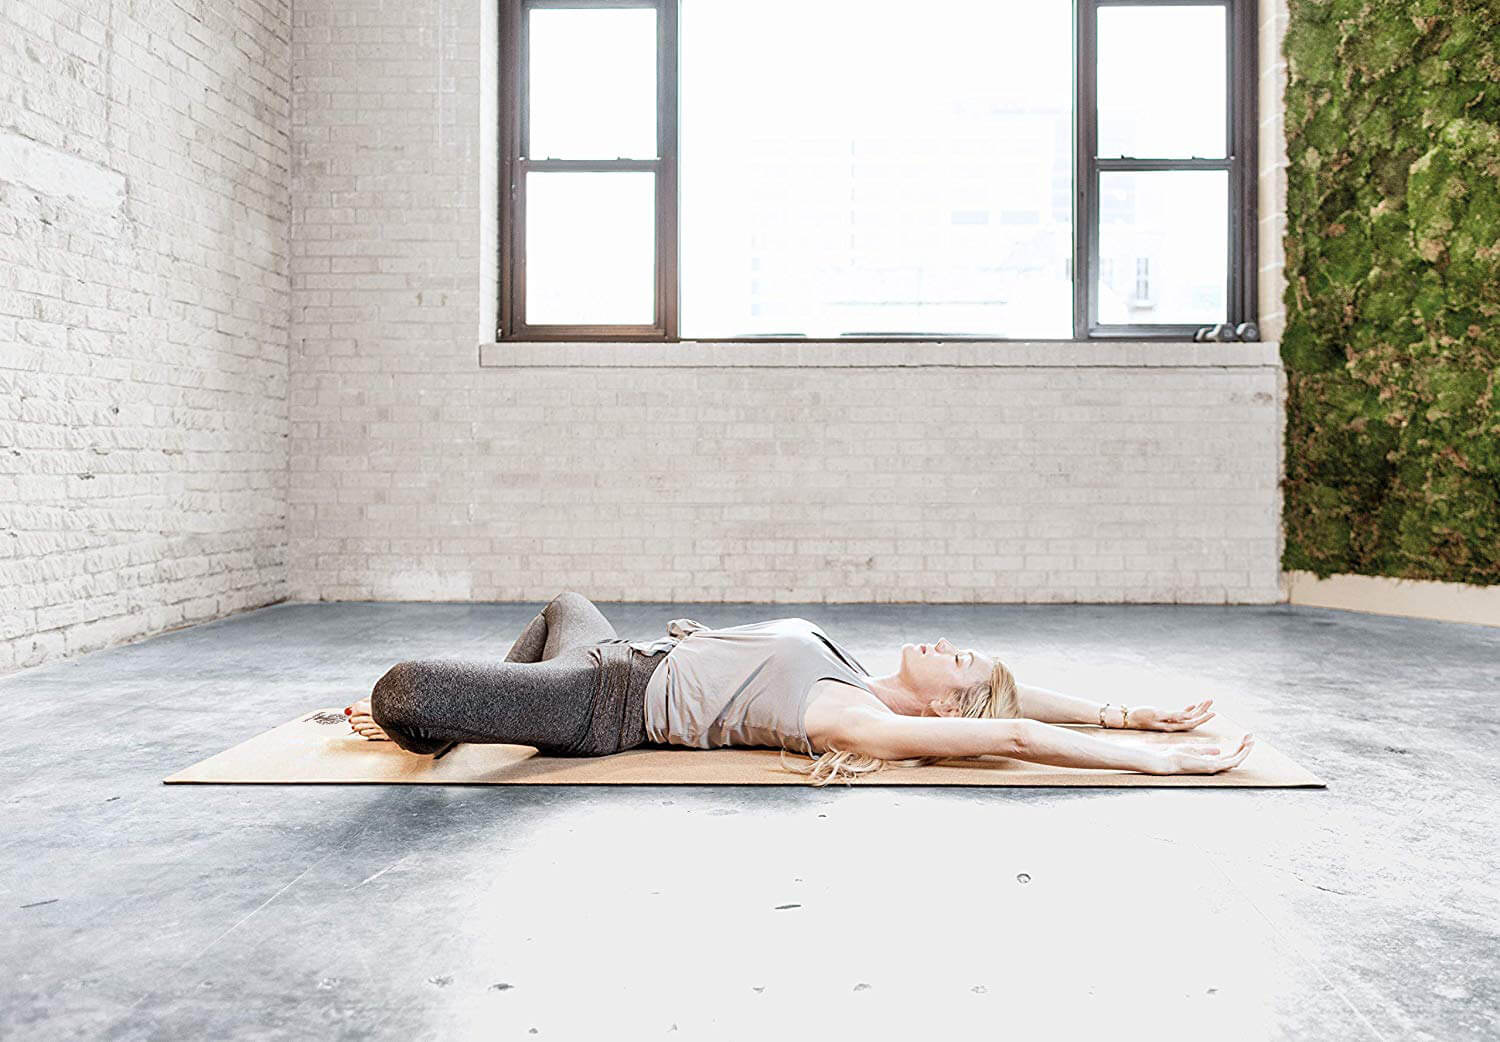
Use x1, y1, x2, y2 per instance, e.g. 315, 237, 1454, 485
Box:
1097, 171, 1226, 325
679, 0, 1072, 339
525, 172, 655, 325
528, 8, 656, 160
1097, 5, 1226, 159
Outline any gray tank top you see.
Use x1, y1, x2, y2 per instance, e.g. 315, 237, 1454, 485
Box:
640, 617, 873, 756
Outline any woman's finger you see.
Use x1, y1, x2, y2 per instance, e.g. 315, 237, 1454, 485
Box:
1172, 699, 1211, 722
1166, 711, 1213, 731
1195, 737, 1251, 773
1180, 711, 1215, 730
1189, 737, 1242, 768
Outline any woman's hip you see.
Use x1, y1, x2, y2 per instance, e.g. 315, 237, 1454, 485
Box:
564, 642, 669, 756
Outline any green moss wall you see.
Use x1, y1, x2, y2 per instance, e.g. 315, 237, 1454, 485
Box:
1281, 0, 1500, 583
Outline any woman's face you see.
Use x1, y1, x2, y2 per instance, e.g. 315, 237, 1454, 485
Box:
900, 637, 984, 712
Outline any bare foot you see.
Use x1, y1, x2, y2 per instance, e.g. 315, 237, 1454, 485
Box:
345, 697, 391, 742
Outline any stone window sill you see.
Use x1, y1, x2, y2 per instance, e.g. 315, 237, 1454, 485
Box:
477, 340, 1281, 369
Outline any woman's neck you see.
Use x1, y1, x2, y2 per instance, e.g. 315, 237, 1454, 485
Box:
863, 672, 927, 716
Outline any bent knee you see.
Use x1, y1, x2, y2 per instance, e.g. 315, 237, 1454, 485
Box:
370, 661, 423, 725
546, 589, 587, 609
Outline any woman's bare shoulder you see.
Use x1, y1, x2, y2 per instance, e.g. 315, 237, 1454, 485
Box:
804, 679, 892, 750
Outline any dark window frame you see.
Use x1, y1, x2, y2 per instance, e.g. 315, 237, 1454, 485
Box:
499, 0, 1257, 343
500, 0, 677, 341
1077, 0, 1258, 339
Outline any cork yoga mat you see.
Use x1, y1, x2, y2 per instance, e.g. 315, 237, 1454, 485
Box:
163, 708, 1326, 787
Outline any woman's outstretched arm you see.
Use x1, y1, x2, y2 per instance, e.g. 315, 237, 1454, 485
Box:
835, 711, 1252, 775
1018, 681, 1220, 733
1016, 680, 1114, 724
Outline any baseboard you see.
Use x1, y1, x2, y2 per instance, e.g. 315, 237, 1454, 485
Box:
1283, 570, 1500, 629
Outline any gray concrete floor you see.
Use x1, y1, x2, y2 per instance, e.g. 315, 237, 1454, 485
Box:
1, 601, 1496, 1041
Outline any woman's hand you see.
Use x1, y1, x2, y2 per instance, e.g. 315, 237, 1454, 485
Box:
1127, 698, 1216, 732
1142, 733, 1255, 775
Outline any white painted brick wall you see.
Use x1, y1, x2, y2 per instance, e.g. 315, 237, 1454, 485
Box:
293, 352, 1282, 605
1258, 0, 1290, 600
0, 0, 291, 675
1, 0, 1292, 680
1258, 0, 1290, 343
288, 0, 1286, 608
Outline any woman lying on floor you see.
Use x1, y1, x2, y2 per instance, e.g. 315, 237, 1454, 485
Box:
345, 591, 1254, 786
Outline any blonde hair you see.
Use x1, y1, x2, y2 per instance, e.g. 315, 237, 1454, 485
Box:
778, 656, 1022, 786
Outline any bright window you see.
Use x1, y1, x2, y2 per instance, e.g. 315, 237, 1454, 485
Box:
499, 0, 1257, 341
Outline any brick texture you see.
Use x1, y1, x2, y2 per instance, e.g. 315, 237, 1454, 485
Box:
288, 0, 1285, 609
1, 0, 1289, 679
0, 0, 291, 674
1258, 0, 1289, 343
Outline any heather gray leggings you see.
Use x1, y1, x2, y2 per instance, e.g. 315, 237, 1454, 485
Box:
369, 591, 635, 757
